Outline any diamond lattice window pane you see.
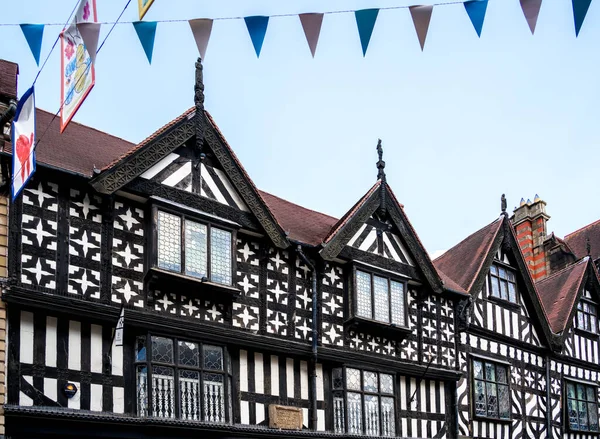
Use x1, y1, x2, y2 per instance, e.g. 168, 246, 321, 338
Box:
356, 270, 372, 319
136, 336, 147, 362
152, 336, 174, 363
210, 228, 232, 285
381, 396, 395, 436
185, 220, 207, 278
364, 395, 380, 436
498, 384, 510, 419
347, 392, 363, 434
380, 374, 394, 394
346, 368, 361, 391
332, 368, 344, 390
157, 211, 181, 272
579, 400, 589, 430
363, 371, 378, 392
204, 345, 223, 371
390, 281, 405, 326
473, 360, 483, 379
474, 379, 486, 416
178, 341, 199, 367
589, 403, 599, 432
496, 366, 507, 384
486, 382, 498, 417
373, 275, 389, 323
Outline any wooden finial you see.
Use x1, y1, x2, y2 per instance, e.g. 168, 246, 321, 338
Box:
501, 194, 507, 215
194, 57, 206, 151
376, 139, 386, 182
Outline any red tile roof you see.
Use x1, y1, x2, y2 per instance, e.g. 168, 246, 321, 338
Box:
536, 258, 588, 333
0, 59, 18, 101
260, 191, 338, 246
437, 269, 468, 294
433, 218, 503, 292
564, 219, 600, 261
1, 108, 134, 177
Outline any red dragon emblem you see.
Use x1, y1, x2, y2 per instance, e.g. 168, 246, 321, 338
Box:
16, 133, 33, 180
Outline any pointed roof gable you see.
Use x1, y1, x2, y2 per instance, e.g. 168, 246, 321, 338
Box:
434, 219, 502, 292
536, 257, 591, 335
435, 215, 554, 347
320, 180, 444, 294
564, 219, 600, 261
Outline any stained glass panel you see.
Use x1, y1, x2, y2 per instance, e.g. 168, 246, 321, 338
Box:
390, 281, 405, 326
373, 275, 389, 323
204, 345, 223, 371
589, 403, 599, 431
380, 374, 394, 394
185, 220, 207, 278
136, 336, 147, 362
346, 368, 361, 391
363, 371, 378, 392
474, 379, 486, 416
485, 362, 496, 381
473, 360, 484, 379
152, 336, 173, 363
496, 366, 507, 384
579, 400, 589, 430
568, 398, 579, 430
210, 228, 232, 285
333, 368, 344, 390
486, 382, 498, 418
498, 384, 510, 419
356, 270, 372, 319
157, 211, 181, 272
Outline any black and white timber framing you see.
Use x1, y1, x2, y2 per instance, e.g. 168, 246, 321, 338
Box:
2, 58, 600, 439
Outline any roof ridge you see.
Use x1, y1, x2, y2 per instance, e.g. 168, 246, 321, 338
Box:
536, 257, 588, 285
433, 217, 502, 263
37, 108, 135, 146
565, 218, 600, 239
258, 190, 338, 221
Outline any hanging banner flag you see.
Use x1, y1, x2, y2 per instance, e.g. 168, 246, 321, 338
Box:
77, 22, 101, 64
138, 0, 155, 21
409, 6, 433, 50
189, 19, 213, 60
12, 86, 36, 201
355, 9, 379, 56
20, 24, 44, 66
114, 307, 125, 346
133, 21, 158, 63
299, 13, 324, 57
245, 16, 269, 57
520, 0, 542, 34
573, 0, 592, 36
60, 0, 98, 133
464, 0, 488, 37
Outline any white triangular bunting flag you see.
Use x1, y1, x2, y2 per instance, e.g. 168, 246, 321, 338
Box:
77, 22, 101, 64
189, 19, 213, 60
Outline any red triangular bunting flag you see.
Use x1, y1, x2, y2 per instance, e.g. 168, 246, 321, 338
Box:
520, 0, 542, 34
189, 19, 213, 60
409, 6, 433, 50
77, 22, 101, 64
299, 13, 324, 57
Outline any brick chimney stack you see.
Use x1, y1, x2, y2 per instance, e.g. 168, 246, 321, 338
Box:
511, 195, 550, 281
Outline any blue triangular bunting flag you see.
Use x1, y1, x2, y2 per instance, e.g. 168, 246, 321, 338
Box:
133, 21, 157, 63
355, 9, 379, 56
20, 24, 44, 66
464, 0, 488, 37
12, 86, 36, 201
573, 0, 593, 36
244, 16, 269, 57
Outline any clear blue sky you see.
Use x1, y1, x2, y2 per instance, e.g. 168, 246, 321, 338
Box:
2, 0, 599, 256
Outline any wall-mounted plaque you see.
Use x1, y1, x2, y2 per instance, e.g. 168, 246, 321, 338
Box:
268, 404, 303, 430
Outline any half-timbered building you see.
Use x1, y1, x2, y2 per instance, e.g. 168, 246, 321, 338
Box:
0, 59, 467, 439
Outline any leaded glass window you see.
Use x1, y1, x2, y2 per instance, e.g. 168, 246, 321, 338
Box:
332, 367, 395, 436
135, 334, 232, 423
576, 298, 598, 334
354, 269, 406, 326
489, 263, 517, 303
472, 359, 510, 420
156, 209, 233, 285
566, 381, 599, 432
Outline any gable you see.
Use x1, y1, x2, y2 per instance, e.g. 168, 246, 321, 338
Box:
139, 144, 249, 212
346, 213, 414, 266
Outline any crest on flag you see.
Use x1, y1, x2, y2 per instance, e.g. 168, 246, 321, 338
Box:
12, 86, 36, 201
60, 0, 98, 133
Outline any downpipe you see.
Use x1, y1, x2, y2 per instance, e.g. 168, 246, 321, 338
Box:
296, 245, 318, 431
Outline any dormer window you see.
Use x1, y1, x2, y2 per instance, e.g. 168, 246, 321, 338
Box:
354, 269, 406, 327
576, 297, 598, 334
489, 263, 517, 303
156, 210, 233, 285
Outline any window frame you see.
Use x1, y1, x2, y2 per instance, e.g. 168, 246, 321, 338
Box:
487, 261, 519, 305
152, 205, 236, 286
330, 366, 397, 436
470, 356, 511, 423
351, 265, 408, 328
134, 332, 233, 423
575, 297, 599, 336
565, 379, 600, 433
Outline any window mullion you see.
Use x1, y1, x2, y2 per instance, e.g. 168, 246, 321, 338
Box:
147, 333, 154, 417
207, 226, 212, 282
199, 345, 205, 421
370, 274, 375, 320
181, 216, 186, 275
387, 278, 392, 325
174, 339, 180, 419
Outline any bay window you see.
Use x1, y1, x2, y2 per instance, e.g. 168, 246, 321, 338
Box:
135, 334, 232, 422
156, 209, 233, 285
332, 367, 395, 436
354, 269, 406, 327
